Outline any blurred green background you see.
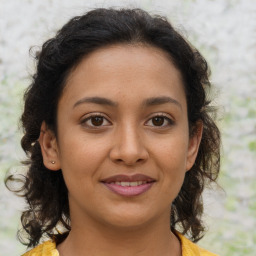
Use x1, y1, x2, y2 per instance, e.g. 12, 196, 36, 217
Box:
1, 0, 256, 255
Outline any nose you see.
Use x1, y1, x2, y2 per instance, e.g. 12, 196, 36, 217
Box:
109, 124, 149, 166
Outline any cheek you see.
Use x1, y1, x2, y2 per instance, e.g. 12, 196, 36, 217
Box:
59, 129, 108, 162
154, 135, 188, 188
156, 133, 189, 166
57, 134, 108, 186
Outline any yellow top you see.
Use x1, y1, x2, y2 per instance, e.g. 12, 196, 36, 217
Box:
22, 232, 218, 256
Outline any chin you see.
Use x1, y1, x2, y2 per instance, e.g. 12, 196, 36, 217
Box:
100, 208, 156, 230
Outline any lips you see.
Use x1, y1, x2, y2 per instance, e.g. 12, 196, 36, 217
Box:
101, 174, 155, 183
101, 174, 156, 197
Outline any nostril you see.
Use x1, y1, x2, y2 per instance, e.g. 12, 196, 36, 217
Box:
109, 141, 149, 165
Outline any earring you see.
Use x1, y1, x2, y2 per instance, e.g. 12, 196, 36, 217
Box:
51, 161, 56, 164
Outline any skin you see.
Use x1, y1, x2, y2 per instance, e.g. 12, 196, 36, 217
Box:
39, 44, 202, 256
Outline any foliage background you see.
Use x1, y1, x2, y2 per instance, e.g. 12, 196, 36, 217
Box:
0, 0, 255, 255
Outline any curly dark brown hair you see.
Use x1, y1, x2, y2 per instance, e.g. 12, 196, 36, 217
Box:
6, 8, 220, 248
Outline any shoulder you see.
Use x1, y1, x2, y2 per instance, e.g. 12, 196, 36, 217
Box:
175, 231, 219, 256
21, 240, 59, 256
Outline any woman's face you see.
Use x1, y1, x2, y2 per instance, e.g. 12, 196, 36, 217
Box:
41, 44, 201, 229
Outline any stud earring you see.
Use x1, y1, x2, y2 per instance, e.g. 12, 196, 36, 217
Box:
51, 161, 56, 164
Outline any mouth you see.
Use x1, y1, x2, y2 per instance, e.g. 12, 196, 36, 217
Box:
108, 180, 150, 186
101, 174, 156, 197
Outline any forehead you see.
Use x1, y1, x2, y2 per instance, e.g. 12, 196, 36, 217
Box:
60, 44, 186, 108
68, 44, 180, 82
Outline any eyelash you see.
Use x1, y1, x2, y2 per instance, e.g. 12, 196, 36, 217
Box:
145, 114, 174, 127
80, 113, 174, 129
80, 113, 110, 128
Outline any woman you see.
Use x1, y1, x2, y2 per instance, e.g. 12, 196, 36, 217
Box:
8, 7, 220, 256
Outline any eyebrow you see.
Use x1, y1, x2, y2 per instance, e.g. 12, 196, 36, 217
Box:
73, 96, 117, 108
73, 96, 182, 109
143, 96, 182, 109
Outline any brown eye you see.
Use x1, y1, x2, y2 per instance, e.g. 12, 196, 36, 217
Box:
152, 116, 165, 126
91, 116, 104, 126
81, 114, 111, 128
145, 114, 174, 127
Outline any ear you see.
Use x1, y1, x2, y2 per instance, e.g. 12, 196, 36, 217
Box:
186, 122, 203, 171
38, 121, 61, 171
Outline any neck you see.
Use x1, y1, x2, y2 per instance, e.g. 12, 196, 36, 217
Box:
57, 211, 181, 256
